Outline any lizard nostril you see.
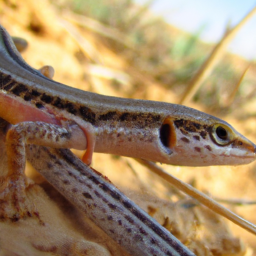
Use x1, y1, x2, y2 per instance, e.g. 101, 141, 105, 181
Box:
247, 142, 256, 154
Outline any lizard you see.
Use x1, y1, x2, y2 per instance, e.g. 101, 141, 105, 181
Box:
0, 24, 255, 255
0, 117, 195, 256
0, 25, 255, 169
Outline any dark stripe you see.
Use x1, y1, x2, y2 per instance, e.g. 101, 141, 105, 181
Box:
59, 148, 192, 255
0, 74, 12, 88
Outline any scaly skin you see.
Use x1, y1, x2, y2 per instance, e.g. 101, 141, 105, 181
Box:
0, 25, 255, 166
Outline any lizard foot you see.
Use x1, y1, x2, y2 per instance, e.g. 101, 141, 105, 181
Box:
0, 175, 40, 222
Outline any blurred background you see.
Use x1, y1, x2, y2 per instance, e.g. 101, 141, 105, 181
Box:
137, 0, 256, 59
1, 0, 256, 255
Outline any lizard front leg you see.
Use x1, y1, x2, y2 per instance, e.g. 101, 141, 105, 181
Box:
1, 121, 89, 220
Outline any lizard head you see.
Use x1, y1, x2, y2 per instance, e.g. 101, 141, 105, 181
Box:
159, 116, 256, 166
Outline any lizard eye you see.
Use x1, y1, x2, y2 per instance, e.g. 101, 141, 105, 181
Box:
216, 126, 228, 140
211, 124, 234, 146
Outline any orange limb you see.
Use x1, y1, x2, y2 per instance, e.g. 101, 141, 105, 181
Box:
80, 125, 96, 166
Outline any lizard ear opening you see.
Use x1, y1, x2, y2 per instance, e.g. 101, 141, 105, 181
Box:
159, 117, 176, 149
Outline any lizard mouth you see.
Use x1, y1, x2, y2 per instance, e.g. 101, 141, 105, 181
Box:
220, 153, 256, 159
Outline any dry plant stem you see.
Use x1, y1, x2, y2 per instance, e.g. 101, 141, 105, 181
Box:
63, 11, 134, 49
86, 64, 131, 86
226, 64, 251, 107
214, 197, 256, 206
26, 145, 195, 256
59, 19, 103, 64
136, 159, 256, 236
179, 6, 256, 105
